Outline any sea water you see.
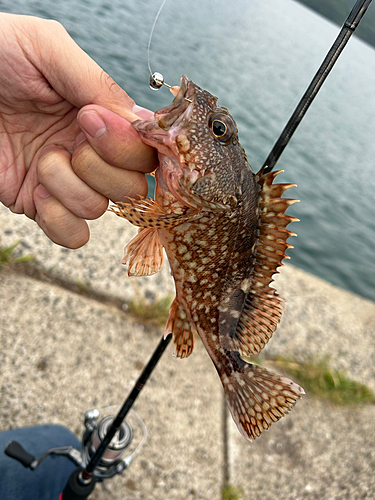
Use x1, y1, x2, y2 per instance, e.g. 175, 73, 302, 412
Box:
2, 0, 375, 301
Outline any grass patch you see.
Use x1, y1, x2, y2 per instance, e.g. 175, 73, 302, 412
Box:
0, 241, 33, 267
76, 280, 91, 293
222, 484, 244, 500
127, 294, 173, 327
273, 356, 375, 406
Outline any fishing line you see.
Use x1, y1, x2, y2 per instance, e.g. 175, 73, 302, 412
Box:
146, 0, 174, 92
146, 0, 192, 101
147, 0, 168, 76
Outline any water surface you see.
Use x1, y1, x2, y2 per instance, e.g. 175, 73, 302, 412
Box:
2, 0, 375, 301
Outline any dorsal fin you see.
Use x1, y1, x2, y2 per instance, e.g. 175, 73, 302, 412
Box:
231, 167, 299, 357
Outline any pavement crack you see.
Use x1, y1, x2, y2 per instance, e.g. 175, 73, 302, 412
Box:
222, 393, 231, 492
3, 261, 127, 313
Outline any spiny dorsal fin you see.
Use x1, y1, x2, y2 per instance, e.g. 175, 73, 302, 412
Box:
232, 168, 299, 357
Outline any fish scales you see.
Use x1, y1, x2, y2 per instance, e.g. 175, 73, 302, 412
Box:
111, 76, 304, 441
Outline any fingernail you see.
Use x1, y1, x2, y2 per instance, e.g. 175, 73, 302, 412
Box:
79, 110, 107, 139
132, 104, 154, 119
74, 131, 87, 148
35, 184, 51, 199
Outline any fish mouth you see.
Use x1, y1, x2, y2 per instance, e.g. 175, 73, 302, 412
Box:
154, 75, 195, 129
132, 75, 195, 152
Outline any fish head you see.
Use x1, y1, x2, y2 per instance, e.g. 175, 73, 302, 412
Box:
133, 76, 248, 204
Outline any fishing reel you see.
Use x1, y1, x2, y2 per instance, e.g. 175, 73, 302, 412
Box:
81, 406, 147, 479
5, 406, 147, 480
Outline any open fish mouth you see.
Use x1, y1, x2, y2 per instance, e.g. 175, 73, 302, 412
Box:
132, 76, 196, 151
154, 75, 196, 130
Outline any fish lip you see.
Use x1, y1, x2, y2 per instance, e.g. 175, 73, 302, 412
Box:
132, 75, 195, 150
154, 75, 195, 130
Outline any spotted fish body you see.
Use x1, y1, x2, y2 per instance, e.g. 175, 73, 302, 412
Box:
112, 76, 304, 441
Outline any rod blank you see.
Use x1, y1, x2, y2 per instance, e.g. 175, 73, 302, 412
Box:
85, 334, 172, 475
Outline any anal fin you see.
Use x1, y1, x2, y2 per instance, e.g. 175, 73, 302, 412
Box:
221, 352, 304, 441
123, 227, 163, 276
165, 298, 195, 358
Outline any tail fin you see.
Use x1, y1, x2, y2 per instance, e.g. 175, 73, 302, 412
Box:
221, 351, 304, 441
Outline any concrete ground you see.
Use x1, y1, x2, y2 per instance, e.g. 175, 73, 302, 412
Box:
1, 204, 375, 500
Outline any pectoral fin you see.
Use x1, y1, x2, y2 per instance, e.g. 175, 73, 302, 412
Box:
123, 227, 164, 276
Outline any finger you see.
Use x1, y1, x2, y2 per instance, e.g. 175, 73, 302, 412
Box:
38, 145, 108, 219
34, 184, 89, 249
72, 142, 149, 202
77, 105, 158, 172
13, 15, 151, 121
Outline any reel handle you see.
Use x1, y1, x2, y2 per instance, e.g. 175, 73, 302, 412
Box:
4, 441, 36, 468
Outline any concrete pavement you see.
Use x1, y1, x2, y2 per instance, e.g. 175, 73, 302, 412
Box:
1, 203, 375, 499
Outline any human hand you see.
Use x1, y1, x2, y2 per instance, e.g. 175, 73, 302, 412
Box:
0, 13, 157, 248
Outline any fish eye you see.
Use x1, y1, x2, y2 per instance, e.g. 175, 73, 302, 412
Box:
209, 114, 234, 143
212, 120, 227, 138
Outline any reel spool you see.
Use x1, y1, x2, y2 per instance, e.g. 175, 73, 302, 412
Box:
81, 407, 146, 479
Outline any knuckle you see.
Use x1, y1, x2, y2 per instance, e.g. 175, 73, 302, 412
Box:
72, 146, 93, 179
38, 147, 71, 184
82, 195, 108, 220
101, 72, 116, 93
40, 200, 65, 228
99, 72, 132, 104
46, 19, 65, 32
42, 205, 89, 249
43, 19, 69, 40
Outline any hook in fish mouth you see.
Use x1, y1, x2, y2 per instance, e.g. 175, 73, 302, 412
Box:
132, 75, 196, 152
154, 75, 196, 130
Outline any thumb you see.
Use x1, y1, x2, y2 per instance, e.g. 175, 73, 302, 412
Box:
76, 104, 157, 173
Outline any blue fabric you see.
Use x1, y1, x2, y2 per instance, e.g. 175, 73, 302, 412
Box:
0, 425, 81, 500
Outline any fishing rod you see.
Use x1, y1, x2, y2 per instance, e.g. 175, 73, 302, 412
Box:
262, 0, 373, 174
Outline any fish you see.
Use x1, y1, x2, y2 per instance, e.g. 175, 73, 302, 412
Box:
111, 76, 304, 441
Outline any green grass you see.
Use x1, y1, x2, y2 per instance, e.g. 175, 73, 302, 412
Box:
75, 280, 91, 293
0, 241, 33, 267
273, 356, 375, 406
222, 484, 244, 500
127, 294, 173, 327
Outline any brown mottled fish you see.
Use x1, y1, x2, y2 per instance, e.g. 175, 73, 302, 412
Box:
111, 76, 304, 441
